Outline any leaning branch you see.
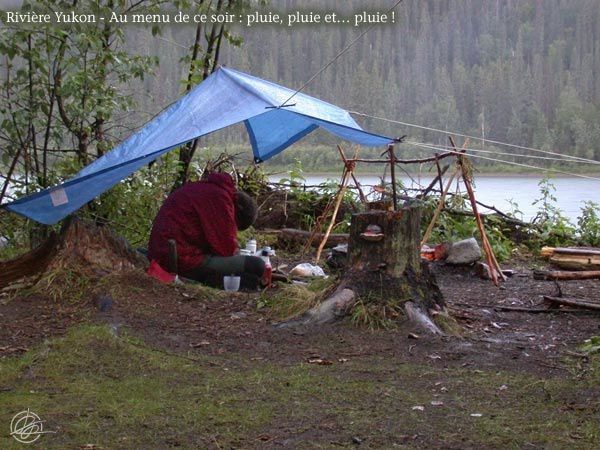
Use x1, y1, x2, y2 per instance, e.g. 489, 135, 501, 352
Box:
543, 296, 600, 311
534, 270, 600, 281
348, 151, 455, 165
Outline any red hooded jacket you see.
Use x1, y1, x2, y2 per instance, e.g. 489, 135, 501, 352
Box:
148, 173, 238, 273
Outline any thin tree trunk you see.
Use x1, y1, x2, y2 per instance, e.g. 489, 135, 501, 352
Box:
0, 150, 22, 205
173, 0, 229, 190
27, 34, 41, 180
94, 1, 114, 159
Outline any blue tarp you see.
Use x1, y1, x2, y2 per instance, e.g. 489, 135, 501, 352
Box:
4, 67, 393, 225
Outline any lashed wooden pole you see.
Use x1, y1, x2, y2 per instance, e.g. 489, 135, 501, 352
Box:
304, 147, 360, 257
434, 155, 445, 194
420, 167, 460, 246
315, 166, 352, 264
421, 139, 469, 246
337, 145, 367, 204
388, 144, 398, 210
302, 192, 338, 256
344, 151, 455, 165
450, 136, 506, 285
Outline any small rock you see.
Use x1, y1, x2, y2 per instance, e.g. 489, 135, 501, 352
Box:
230, 311, 248, 320
446, 238, 482, 265
96, 294, 113, 312
475, 261, 492, 279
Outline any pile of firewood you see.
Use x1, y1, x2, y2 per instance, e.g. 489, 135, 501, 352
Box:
535, 246, 600, 281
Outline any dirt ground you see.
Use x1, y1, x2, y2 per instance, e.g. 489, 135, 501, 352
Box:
1, 257, 599, 448
2, 258, 599, 369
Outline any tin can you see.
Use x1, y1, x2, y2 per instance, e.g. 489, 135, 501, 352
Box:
246, 239, 257, 254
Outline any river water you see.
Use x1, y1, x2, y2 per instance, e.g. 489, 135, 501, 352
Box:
270, 174, 600, 223
4, 173, 598, 224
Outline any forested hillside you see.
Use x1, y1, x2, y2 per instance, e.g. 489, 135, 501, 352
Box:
142, 0, 600, 169
1, 0, 599, 177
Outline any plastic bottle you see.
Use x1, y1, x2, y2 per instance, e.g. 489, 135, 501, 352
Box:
260, 248, 272, 287
246, 239, 257, 254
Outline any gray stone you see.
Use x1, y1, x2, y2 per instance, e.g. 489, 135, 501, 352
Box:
96, 294, 113, 312
446, 237, 482, 265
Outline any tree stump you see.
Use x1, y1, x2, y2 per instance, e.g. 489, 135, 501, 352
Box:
0, 217, 146, 290
276, 204, 447, 334
346, 206, 444, 330
348, 207, 423, 282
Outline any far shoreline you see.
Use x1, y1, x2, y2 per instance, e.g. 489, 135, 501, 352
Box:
265, 170, 600, 179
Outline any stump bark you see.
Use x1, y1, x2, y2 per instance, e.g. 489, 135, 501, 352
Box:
276, 204, 447, 334
346, 206, 444, 330
347, 206, 424, 282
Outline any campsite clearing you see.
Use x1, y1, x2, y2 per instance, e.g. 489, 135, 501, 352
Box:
1, 259, 599, 449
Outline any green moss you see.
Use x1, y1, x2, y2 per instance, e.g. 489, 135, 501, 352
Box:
1, 325, 598, 449
432, 310, 464, 336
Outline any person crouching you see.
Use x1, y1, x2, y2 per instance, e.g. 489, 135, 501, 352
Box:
148, 172, 265, 289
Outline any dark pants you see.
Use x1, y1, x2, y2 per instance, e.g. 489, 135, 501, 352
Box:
181, 255, 265, 290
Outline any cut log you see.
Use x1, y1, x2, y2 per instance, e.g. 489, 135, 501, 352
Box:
541, 246, 600, 258
278, 228, 348, 249
533, 270, 600, 281
555, 247, 600, 256
541, 246, 600, 270
550, 253, 600, 271
543, 296, 600, 311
